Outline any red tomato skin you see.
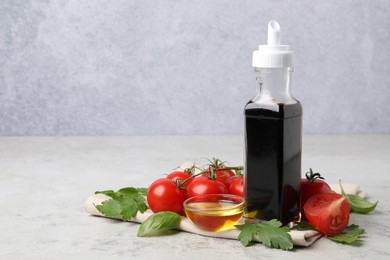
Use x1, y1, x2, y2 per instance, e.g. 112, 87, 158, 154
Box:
203, 167, 235, 187
166, 171, 193, 189
228, 176, 244, 197
187, 177, 228, 198
147, 178, 186, 216
303, 193, 350, 236
300, 179, 332, 218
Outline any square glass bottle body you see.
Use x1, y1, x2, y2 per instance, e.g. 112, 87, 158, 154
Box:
244, 68, 302, 225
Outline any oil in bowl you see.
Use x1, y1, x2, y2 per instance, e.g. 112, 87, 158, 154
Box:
183, 194, 245, 232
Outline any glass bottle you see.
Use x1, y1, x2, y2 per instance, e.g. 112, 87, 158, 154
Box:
244, 21, 302, 225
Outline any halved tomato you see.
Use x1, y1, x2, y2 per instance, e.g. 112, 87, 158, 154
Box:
303, 193, 350, 236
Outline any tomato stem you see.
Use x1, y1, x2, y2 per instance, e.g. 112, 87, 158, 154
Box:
305, 168, 325, 183
177, 165, 244, 189
177, 169, 207, 189
208, 166, 244, 180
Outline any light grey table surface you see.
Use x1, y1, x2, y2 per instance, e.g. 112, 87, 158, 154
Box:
0, 135, 389, 259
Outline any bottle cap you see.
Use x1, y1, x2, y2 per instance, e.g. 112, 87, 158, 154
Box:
252, 20, 294, 68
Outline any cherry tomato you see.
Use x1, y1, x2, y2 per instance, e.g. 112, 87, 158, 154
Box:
300, 169, 332, 218
187, 176, 227, 198
304, 193, 350, 236
166, 171, 193, 189
203, 167, 235, 187
228, 176, 244, 197
147, 178, 186, 216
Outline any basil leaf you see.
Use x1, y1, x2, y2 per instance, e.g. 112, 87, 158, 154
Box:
339, 180, 378, 214
328, 224, 365, 244
137, 212, 181, 237
295, 221, 316, 231
346, 194, 378, 214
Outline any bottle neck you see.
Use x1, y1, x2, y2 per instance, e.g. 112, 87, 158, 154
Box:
253, 68, 295, 104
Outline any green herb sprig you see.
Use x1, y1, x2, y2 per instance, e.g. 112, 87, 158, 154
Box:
235, 220, 293, 250
328, 224, 365, 244
137, 211, 181, 237
339, 180, 378, 214
95, 187, 148, 221
297, 222, 365, 244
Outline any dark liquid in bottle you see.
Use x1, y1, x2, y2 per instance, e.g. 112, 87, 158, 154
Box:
244, 101, 302, 225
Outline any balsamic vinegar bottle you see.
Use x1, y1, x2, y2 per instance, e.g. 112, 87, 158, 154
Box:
244, 20, 302, 225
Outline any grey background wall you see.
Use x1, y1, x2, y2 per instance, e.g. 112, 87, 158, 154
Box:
1, 0, 389, 135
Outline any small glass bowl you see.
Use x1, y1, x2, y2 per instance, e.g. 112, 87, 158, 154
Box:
183, 194, 245, 232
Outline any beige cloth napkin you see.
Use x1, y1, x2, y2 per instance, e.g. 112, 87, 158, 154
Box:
84, 183, 363, 247
85, 194, 321, 246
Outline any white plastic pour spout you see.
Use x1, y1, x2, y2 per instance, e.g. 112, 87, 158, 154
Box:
267, 20, 281, 46
252, 20, 294, 68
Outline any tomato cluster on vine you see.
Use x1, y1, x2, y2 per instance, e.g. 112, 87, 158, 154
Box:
147, 158, 244, 216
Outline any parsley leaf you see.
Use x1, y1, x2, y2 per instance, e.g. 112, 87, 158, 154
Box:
339, 180, 378, 214
235, 223, 258, 246
95, 199, 122, 217
117, 187, 140, 195
137, 212, 181, 237
236, 220, 293, 250
327, 224, 365, 244
135, 187, 148, 196
257, 220, 293, 250
120, 198, 141, 221
95, 189, 116, 197
94, 187, 148, 221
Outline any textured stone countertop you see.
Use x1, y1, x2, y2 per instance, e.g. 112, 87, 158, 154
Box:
0, 135, 389, 259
